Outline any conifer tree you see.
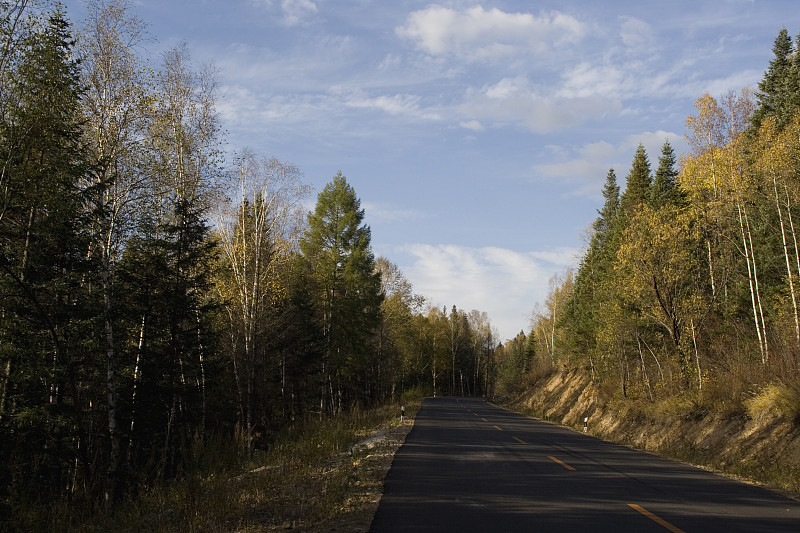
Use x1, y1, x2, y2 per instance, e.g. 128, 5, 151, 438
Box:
563, 169, 621, 363
650, 140, 683, 208
751, 28, 794, 131
621, 144, 652, 216
300, 172, 383, 413
0, 6, 95, 504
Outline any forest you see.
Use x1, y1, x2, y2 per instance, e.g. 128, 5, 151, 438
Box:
523, 27, 800, 429
6, 0, 800, 528
0, 0, 502, 522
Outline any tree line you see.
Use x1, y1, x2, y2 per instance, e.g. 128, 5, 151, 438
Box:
0, 1, 499, 522
528, 28, 800, 413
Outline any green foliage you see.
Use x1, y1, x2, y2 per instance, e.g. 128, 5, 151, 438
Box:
751, 28, 795, 131
547, 28, 800, 430
621, 144, 652, 216
300, 172, 384, 412
650, 140, 684, 208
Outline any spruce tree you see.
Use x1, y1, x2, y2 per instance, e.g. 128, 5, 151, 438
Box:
563, 169, 621, 362
650, 140, 683, 208
751, 28, 794, 131
621, 144, 652, 216
0, 7, 95, 505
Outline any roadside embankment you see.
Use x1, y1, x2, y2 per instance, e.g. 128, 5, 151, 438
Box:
505, 368, 800, 497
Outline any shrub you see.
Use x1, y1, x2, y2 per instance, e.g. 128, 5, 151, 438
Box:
745, 381, 800, 423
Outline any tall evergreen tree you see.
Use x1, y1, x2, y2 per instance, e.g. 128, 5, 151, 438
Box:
751, 28, 794, 131
595, 168, 621, 236
0, 6, 96, 506
621, 144, 652, 216
650, 140, 683, 208
563, 169, 622, 363
300, 172, 383, 413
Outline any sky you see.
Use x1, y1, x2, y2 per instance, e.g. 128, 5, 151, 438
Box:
62, 0, 800, 341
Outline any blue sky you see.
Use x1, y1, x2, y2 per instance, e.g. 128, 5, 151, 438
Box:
64, 0, 800, 340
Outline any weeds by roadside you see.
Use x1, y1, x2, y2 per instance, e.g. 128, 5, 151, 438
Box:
42, 401, 419, 532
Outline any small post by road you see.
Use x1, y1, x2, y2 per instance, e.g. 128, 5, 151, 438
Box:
401, 405, 405, 421
584, 417, 588, 432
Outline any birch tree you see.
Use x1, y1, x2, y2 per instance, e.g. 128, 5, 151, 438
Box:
77, 0, 149, 501
214, 152, 307, 453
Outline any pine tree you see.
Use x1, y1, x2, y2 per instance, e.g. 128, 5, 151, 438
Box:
300, 172, 383, 413
562, 169, 621, 363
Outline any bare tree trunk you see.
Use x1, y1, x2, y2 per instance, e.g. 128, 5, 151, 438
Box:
745, 207, 769, 364
707, 239, 716, 298
773, 175, 800, 346
691, 319, 702, 391
737, 200, 767, 364
103, 263, 121, 504
637, 336, 654, 401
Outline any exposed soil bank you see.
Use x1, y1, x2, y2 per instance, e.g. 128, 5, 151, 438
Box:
505, 369, 800, 498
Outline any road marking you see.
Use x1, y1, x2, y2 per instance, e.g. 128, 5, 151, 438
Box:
482, 418, 487, 422
493, 425, 503, 431
513, 437, 527, 444
628, 504, 686, 533
547, 455, 576, 471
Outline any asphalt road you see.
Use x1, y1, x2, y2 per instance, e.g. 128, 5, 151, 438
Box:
370, 397, 800, 532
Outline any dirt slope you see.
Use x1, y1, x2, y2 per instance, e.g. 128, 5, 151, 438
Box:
507, 369, 800, 497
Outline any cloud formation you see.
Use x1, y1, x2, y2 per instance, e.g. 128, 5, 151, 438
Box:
397, 243, 576, 340
457, 76, 621, 133
533, 130, 685, 198
396, 5, 585, 61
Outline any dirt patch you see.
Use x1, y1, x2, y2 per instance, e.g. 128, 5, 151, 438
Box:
509, 369, 800, 498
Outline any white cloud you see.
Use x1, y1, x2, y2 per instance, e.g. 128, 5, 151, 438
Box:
396, 5, 585, 62
620, 16, 654, 48
559, 62, 630, 99
249, 0, 318, 26
281, 0, 317, 26
362, 202, 424, 223
459, 119, 484, 131
342, 90, 440, 120
458, 77, 621, 133
534, 131, 684, 198
396, 243, 576, 340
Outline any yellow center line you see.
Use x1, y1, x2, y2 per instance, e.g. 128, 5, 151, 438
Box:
628, 504, 686, 533
493, 425, 503, 431
513, 437, 527, 444
547, 455, 576, 471
482, 418, 487, 422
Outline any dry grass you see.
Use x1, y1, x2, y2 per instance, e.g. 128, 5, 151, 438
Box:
41, 401, 419, 532
746, 381, 800, 423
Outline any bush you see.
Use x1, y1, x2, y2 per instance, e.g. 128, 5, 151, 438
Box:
745, 381, 800, 423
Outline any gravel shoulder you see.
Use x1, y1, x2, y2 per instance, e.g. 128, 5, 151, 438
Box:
299, 418, 414, 532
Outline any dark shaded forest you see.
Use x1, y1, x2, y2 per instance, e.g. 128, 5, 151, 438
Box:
0, 1, 499, 525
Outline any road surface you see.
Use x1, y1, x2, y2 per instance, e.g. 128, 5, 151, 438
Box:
370, 397, 800, 532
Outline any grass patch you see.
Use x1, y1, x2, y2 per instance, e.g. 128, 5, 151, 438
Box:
45, 400, 420, 532
746, 381, 800, 423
